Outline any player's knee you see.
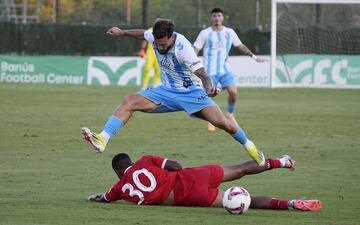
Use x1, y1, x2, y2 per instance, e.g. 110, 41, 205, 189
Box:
121, 95, 137, 110
220, 119, 237, 133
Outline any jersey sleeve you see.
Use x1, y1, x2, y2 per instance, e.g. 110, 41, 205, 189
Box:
103, 183, 122, 202
144, 30, 154, 43
231, 29, 242, 47
177, 37, 203, 72
193, 30, 206, 50
144, 155, 168, 169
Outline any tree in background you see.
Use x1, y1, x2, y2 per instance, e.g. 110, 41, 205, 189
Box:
53, 0, 271, 31
58, 0, 133, 25
38, 0, 54, 23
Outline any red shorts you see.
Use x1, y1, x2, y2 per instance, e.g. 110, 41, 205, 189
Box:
173, 164, 224, 207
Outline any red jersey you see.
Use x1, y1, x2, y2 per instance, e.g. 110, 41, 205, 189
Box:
104, 155, 177, 205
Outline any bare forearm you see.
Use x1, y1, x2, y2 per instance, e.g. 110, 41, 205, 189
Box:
122, 29, 146, 40
238, 44, 267, 62
238, 44, 254, 57
107, 27, 146, 40
194, 68, 212, 90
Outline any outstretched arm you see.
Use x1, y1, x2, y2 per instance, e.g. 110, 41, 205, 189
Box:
237, 43, 267, 63
194, 67, 219, 97
107, 27, 146, 40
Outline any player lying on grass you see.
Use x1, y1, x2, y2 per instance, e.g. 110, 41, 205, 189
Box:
81, 18, 265, 166
88, 153, 322, 211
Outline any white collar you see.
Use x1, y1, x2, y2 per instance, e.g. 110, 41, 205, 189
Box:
124, 165, 132, 174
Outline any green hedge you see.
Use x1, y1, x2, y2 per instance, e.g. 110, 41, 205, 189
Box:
0, 22, 271, 56
2, 22, 359, 56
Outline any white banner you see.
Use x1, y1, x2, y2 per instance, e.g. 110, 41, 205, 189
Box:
227, 56, 271, 87
3, 55, 360, 88
85, 56, 271, 87
87, 57, 144, 86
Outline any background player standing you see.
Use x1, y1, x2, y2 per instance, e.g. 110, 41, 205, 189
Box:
193, 8, 267, 131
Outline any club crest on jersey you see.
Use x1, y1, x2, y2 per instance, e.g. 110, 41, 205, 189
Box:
176, 42, 184, 50
214, 41, 225, 50
182, 77, 193, 88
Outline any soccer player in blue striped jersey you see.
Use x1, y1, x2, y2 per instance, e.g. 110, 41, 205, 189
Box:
81, 19, 265, 166
193, 8, 267, 131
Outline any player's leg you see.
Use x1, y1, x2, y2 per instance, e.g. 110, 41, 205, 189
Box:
194, 106, 265, 166
207, 75, 219, 132
221, 155, 295, 182
225, 85, 238, 126
112, 94, 159, 123
194, 105, 236, 132
81, 93, 158, 152
250, 196, 322, 211
219, 73, 238, 126
210, 192, 322, 211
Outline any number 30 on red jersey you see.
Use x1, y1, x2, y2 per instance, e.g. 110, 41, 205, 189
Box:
121, 168, 157, 204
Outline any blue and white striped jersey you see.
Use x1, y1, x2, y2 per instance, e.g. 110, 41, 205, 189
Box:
144, 31, 203, 92
193, 26, 242, 76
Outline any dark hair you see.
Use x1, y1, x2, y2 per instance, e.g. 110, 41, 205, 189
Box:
211, 8, 224, 14
112, 153, 131, 172
152, 19, 175, 39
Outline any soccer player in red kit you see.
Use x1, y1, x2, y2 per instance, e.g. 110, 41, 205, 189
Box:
88, 153, 322, 211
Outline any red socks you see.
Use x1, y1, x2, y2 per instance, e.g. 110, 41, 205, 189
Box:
266, 159, 281, 170
270, 199, 289, 210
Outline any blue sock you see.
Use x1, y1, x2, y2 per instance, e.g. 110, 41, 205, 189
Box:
227, 103, 235, 114
103, 115, 124, 138
232, 127, 248, 145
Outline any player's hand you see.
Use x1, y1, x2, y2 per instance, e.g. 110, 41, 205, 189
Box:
207, 87, 220, 97
255, 57, 268, 63
138, 49, 145, 58
107, 27, 124, 36
88, 193, 105, 202
165, 160, 183, 171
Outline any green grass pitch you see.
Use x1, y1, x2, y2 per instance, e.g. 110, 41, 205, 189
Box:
1, 83, 359, 225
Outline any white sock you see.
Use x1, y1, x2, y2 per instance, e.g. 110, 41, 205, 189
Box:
100, 131, 110, 144
243, 140, 254, 150
279, 157, 287, 167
